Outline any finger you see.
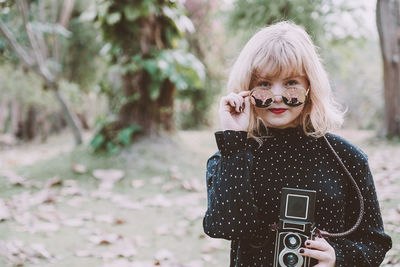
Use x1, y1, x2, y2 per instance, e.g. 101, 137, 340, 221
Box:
238, 90, 251, 97
299, 248, 328, 261
243, 96, 251, 114
227, 97, 237, 111
233, 95, 244, 113
233, 97, 241, 113
220, 96, 235, 113
238, 92, 249, 111
305, 238, 331, 251
225, 93, 241, 113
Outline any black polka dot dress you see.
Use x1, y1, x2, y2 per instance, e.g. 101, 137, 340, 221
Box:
203, 125, 392, 266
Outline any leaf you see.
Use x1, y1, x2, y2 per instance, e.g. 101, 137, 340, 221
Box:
106, 141, 120, 155
90, 134, 105, 150
89, 233, 121, 245
107, 12, 121, 25
131, 179, 145, 189
124, 6, 141, 21
117, 125, 141, 145
181, 179, 203, 192
92, 169, 125, 182
44, 177, 63, 188
154, 249, 175, 262
151, 176, 164, 184
0, 199, 11, 221
72, 163, 87, 174
1, 170, 26, 186
154, 224, 170, 235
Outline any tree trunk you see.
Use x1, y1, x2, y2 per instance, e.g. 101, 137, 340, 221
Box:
117, 70, 176, 137
53, 86, 83, 145
377, 0, 400, 137
0, 101, 9, 133
116, 13, 176, 138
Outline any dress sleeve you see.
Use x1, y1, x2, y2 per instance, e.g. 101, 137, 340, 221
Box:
327, 160, 392, 266
202, 130, 261, 240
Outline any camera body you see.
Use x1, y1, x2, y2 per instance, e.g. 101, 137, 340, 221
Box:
273, 188, 317, 267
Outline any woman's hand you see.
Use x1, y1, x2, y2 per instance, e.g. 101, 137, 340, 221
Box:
299, 237, 336, 267
219, 91, 251, 131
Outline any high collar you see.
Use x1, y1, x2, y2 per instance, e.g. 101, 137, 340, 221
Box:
258, 124, 304, 138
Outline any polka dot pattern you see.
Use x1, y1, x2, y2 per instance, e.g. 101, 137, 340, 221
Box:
203, 126, 392, 266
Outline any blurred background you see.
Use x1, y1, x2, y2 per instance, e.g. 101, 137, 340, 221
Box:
0, 0, 399, 266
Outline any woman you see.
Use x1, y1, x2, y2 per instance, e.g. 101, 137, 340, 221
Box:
202, 21, 392, 267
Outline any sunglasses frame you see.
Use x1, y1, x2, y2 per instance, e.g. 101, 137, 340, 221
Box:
249, 85, 310, 108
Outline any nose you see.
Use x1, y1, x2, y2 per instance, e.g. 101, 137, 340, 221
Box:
273, 94, 283, 103
271, 85, 284, 103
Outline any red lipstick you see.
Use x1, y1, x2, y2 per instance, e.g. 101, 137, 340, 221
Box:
269, 108, 287, 114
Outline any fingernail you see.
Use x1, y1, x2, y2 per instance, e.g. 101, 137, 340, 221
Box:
242, 102, 245, 108
299, 249, 304, 254
305, 241, 310, 246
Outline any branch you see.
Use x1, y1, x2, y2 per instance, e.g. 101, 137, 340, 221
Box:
16, 0, 56, 83
0, 18, 35, 67
53, 0, 75, 65
59, 0, 75, 27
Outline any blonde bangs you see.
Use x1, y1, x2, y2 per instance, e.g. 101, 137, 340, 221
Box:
251, 39, 305, 79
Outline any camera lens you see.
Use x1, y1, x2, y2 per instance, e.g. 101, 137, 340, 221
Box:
284, 234, 301, 249
283, 252, 298, 266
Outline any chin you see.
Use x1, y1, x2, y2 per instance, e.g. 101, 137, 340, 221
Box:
265, 118, 298, 129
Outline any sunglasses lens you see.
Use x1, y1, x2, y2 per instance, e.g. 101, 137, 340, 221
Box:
250, 88, 274, 108
282, 88, 306, 106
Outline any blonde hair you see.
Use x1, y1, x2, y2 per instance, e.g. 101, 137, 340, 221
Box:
227, 21, 346, 146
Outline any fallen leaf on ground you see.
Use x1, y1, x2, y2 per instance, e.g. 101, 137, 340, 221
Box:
154, 249, 175, 262
169, 165, 182, 180
89, 233, 121, 245
131, 179, 145, 188
155, 224, 170, 235
161, 182, 176, 192
181, 179, 203, 192
44, 177, 63, 188
151, 176, 164, 184
202, 238, 224, 253
0, 199, 11, 221
92, 169, 125, 182
144, 194, 172, 207
1, 169, 26, 186
72, 163, 87, 174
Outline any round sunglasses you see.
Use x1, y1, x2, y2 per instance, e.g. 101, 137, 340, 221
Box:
249, 86, 310, 108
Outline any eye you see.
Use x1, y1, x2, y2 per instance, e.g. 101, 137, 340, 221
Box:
259, 81, 270, 87
286, 80, 298, 86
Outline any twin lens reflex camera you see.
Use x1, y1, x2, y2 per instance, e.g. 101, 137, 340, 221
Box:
273, 187, 317, 267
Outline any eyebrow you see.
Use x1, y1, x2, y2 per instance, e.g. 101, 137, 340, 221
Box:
254, 74, 304, 81
284, 76, 304, 81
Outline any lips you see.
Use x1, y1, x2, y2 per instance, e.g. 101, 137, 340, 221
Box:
269, 108, 287, 114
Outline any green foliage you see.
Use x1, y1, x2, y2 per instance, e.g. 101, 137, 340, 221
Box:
0, 64, 90, 110
62, 1, 106, 91
89, 115, 142, 154
227, 0, 325, 46
323, 39, 383, 129
132, 49, 205, 100
226, 0, 362, 47
93, 0, 186, 55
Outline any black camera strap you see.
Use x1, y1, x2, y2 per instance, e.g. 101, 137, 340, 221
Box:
313, 135, 365, 238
